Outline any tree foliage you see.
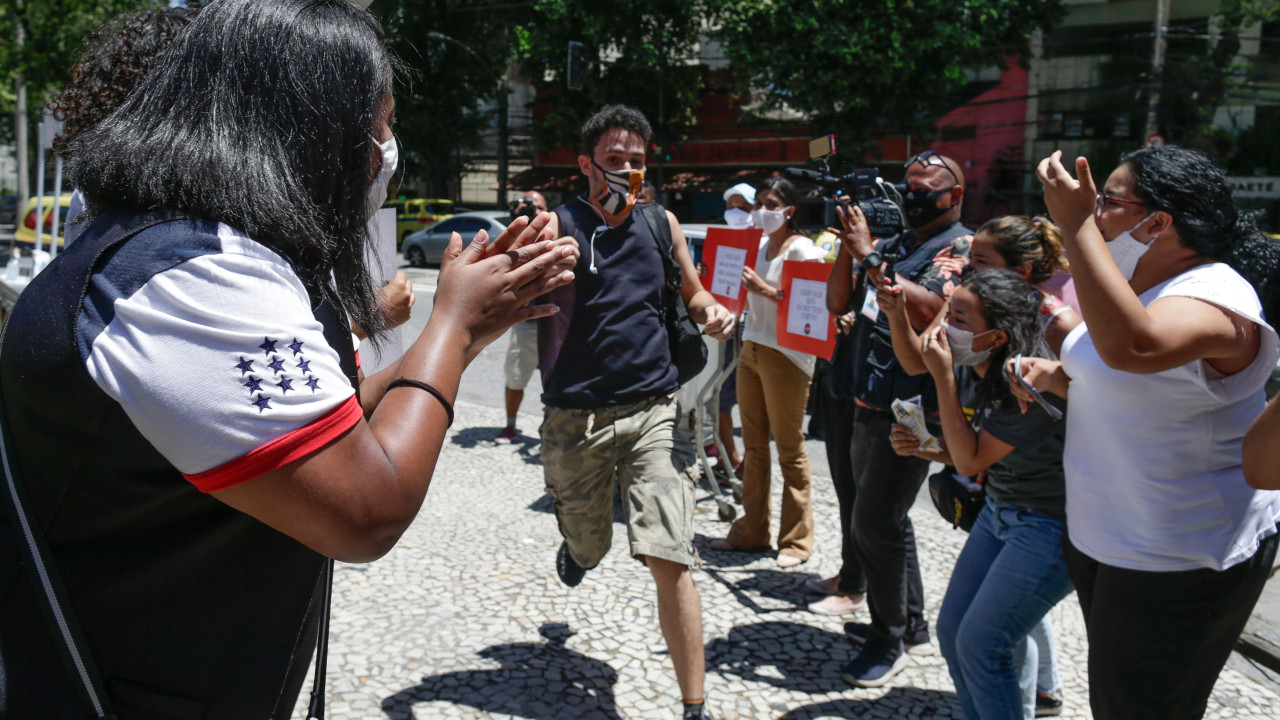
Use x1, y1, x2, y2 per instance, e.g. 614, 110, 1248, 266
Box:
515, 0, 707, 153
1, 0, 161, 121
706, 0, 1065, 158
372, 0, 517, 197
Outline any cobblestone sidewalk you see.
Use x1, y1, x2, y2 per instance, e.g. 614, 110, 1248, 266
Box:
293, 400, 1280, 719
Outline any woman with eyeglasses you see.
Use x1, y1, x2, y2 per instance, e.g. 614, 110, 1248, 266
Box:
1018, 146, 1280, 720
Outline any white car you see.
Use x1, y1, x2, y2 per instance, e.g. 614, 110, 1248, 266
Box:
401, 210, 510, 267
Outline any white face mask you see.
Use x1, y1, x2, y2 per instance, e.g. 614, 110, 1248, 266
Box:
752, 207, 789, 234
1104, 212, 1156, 282
724, 207, 752, 228
942, 320, 997, 366
366, 136, 399, 218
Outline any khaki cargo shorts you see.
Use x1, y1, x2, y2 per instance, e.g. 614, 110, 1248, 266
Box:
540, 394, 700, 569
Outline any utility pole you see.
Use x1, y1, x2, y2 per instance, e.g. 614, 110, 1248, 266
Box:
15, 0, 29, 213
497, 82, 509, 209
1144, 0, 1171, 140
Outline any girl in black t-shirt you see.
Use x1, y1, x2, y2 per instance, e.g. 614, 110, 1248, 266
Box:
881, 269, 1073, 720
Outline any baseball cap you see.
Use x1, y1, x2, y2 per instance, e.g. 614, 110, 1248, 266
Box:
723, 183, 757, 205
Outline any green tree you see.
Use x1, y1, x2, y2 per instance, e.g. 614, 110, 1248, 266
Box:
514, 0, 707, 154
373, 0, 520, 198
1, 0, 160, 141
706, 0, 1065, 159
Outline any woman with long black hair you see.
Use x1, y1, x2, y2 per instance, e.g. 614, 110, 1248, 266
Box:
1020, 146, 1280, 720
0, 1, 572, 717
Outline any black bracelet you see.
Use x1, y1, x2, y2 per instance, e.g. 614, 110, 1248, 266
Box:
385, 378, 455, 428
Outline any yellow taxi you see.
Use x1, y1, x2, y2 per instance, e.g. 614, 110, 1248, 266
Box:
386, 198, 455, 247
14, 194, 75, 249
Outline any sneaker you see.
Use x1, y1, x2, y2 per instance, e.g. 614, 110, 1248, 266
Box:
840, 641, 908, 688
844, 621, 931, 654
807, 593, 867, 616
681, 704, 713, 720
1035, 691, 1064, 717
556, 542, 586, 587
495, 426, 517, 443
803, 574, 841, 595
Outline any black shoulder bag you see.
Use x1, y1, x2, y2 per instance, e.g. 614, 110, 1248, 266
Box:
635, 203, 708, 385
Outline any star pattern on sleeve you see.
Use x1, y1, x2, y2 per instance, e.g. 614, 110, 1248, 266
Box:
231, 335, 331, 413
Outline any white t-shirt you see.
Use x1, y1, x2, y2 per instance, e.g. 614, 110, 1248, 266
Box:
1060, 263, 1280, 571
741, 235, 828, 376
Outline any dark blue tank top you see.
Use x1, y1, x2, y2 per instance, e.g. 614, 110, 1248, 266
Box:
538, 198, 679, 408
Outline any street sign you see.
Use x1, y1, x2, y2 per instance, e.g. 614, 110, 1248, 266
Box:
1145, 134, 1165, 148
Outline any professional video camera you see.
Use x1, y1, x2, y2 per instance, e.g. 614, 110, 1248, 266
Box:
509, 196, 538, 221
783, 135, 906, 240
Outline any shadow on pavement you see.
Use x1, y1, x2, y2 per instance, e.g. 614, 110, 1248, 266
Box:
383, 623, 622, 720
776, 688, 963, 719
527, 491, 627, 524
706, 620, 852, 694
698, 563, 814, 614
450, 426, 543, 466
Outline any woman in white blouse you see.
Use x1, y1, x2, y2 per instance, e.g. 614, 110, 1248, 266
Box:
1017, 146, 1280, 720
711, 177, 827, 567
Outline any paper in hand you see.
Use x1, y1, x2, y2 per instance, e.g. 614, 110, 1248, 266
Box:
891, 397, 941, 452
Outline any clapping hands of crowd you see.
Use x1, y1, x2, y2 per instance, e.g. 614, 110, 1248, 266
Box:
434, 212, 577, 363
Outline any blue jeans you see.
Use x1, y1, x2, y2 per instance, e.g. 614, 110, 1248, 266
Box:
938, 499, 1074, 720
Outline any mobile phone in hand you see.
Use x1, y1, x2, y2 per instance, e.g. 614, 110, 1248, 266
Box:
1011, 354, 1064, 422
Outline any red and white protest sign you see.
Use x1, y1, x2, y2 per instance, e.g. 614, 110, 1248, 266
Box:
699, 227, 762, 317
776, 260, 837, 359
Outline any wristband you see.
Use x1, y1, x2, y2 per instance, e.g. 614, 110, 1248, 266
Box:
385, 378, 455, 428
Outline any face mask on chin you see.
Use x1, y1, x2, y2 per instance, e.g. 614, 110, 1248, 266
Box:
365, 136, 399, 218
942, 320, 997, 366
591, 160, 644, 221
902, 187, 952, 229
1103, 212, 1157, 282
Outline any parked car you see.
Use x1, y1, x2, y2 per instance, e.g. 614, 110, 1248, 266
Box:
385, 197, 455, 247
402, 210, 510, 267
14, 194, 75, 249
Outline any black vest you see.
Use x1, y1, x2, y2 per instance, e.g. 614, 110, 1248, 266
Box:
0, 209, 357, 719
537, 198, 679, 408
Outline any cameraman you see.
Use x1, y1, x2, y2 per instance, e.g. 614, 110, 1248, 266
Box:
825, 150, 972, 687
510, 190, 548, 222
497, 191, 550, 442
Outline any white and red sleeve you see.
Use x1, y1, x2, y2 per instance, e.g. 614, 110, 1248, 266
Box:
83, 231, 360, 492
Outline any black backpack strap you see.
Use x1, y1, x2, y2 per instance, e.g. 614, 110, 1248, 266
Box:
636, 203, 681, 294
0, 321, 116, 720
